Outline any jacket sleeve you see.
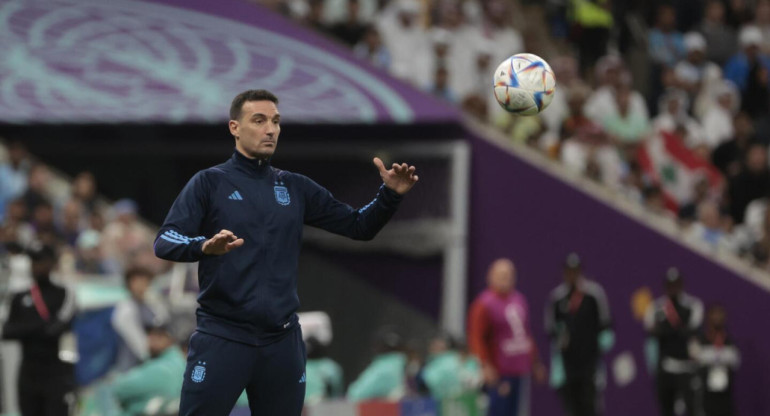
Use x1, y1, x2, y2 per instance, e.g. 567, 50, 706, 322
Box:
467, 299, 492, 366
154, 172, 209, 262
303, 177, 402, 241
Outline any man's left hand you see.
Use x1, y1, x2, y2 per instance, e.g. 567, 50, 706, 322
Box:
373, 157, 419, 195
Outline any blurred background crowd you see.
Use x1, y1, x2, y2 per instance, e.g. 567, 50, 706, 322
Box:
0, 0, 768, 415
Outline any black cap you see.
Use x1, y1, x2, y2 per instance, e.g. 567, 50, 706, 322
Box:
564, 252, 582, 269
26, 243, 57, 263
665, 267, 683, 283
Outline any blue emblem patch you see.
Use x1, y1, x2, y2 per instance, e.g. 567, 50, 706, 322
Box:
274, 185, 290, 206
191, 361, 206, 383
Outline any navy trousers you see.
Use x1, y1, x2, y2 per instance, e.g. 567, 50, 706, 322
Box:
179, 328, 306, 416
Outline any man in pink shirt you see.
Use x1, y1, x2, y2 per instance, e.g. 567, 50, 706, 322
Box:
468, 258, 546, 416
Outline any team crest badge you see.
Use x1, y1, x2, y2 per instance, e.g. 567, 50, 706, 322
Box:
274, 185, 290, 206
191, 361, 206, 383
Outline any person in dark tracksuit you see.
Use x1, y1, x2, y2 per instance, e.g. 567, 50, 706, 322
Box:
154, 89, 419, 416
691, 305, 739, 416
644, 268, 703, 416
2, 244, 76, 416
545, 253, 613, 416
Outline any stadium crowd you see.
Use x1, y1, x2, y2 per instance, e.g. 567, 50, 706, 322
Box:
260, 0, 770, 272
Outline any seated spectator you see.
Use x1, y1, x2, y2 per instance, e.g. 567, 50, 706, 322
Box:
353, 26, 391, 70
700, 80, 740, 148
347, 330, 407, 402
691, 305, 740, 416
59, 199, 84, 247
648, 4, 686, 102
110, 324, 186, 416
301, 0, 330, 33
0, 198, 35, 249
685, 201, 734, 251
602, 85, 650, 146
427, 66, 457, 103
653, 90, 705, 149
415, 28, 453, 92
678, 176, 712, 224
418, 334, 480, 400
727, 142, 770, 224
643, 185, 670, 217
102, 199, 153, 270
584, 56, 649, 125
724, 25, 770, 117
712, 112, 755, 177
750, 206, 770, 267
376, 0, 426, 83
329, 0, 368, 46
71, 171, 99, 216
32, 201, 63, 247
675, 32, 721, 99
756, 0, 770, 55
699, 0, 738, 66
112, 266, 170, 371
0, 140, 31, 220
22, 163, 51, 215
476, 1, 524, 71
304, 337, 344, 405
75, 229, 120, 276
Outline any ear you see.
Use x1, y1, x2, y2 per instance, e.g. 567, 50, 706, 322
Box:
229, 120, 239, 138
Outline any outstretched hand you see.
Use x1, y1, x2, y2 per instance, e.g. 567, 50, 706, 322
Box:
202, 229, 244, 255
373, 157, 419, 195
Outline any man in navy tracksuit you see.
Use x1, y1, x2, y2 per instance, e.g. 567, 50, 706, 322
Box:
154, 89, 418, 415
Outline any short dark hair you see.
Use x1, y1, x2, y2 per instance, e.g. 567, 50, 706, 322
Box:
125, 266, 153, 284
229, 89, 279, 121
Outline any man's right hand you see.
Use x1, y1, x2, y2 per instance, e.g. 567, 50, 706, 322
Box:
202, 229, 244, 255
482, 363, 499, 386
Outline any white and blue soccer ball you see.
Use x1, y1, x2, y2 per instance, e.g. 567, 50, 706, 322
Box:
493, 53, 556, 116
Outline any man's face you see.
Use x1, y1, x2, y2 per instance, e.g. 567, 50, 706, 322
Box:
563, 268, 580, 286
148, 330, 172, 358
229, 100, 281, 159
487, 259, 515, 294
128, 274, 151, 299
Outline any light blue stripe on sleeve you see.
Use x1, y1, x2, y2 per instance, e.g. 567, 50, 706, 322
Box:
161, 234, 190, 245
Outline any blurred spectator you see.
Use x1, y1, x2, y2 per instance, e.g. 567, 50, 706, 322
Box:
541, 57, 580, 137
653, 90, 705, 149
584, 57, 649, 126
347, 330, 407, 401
59, 199, 83, 247
0, 198, 35, 249
649, 4, 686, 68
112, 266, 170, 371
724, 26, 770, 117
756, 0, 770, 54
353, 26, 391, 69
712, 112, 755, 177
0, 140, 31, 220
690, 305, 740, 416
418, 334, 481, 400
428, 66, 457, 103
678, 176, 712, 224
71, 171, 99, 215
569, 0, 613, 76
467, 258, 546, 416
727, 142, 770, 224
684, 201, 734, 251
109, 324, 186, 416
21, 163, 51, 215
476, 1, 524, 68
601, 84, 650, 146
329, 0, 367, 46
700, 80, 740, 148
725, 0, 754, 28
546, 253, 613, 416
2, 244, 76, 416
461, 94, 489, 122
644, 185, 669, 217
555, 83, 605, 157
750, 207, 770, 267
644, 268, 703, 416
74, 229, 120, 276
304, 336, 344, 405
102, 199, 153, 270
675, 32, 721, 99
302, 0, 330, 32
376, 0, 426, 83
699, 0, 738, 66
416, 28, 452, 91
31, 201, 63, 247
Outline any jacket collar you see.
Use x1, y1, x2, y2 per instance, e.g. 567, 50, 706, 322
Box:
232, 149, 271, 177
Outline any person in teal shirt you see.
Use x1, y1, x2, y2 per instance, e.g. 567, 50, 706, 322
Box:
347, 331, 407, 402
419, 335, 481, 400
110, 324, 186, 416
304, 337, 344, 405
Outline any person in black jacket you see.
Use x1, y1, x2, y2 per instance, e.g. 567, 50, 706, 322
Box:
2, 244, 76, 416
691, 305, 739, 416
154, 89, 418, 416
644, 268, 704, 416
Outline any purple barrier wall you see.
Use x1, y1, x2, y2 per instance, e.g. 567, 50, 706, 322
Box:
0, 0, 458, 124
468, 135, 770, 415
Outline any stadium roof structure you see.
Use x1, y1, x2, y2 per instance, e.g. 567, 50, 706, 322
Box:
0, 0, 459, 124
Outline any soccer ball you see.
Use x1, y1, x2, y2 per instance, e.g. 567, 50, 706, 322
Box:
493, 53, 556, 116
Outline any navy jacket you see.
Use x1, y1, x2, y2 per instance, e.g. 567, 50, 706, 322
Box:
154, 150, 402, 345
